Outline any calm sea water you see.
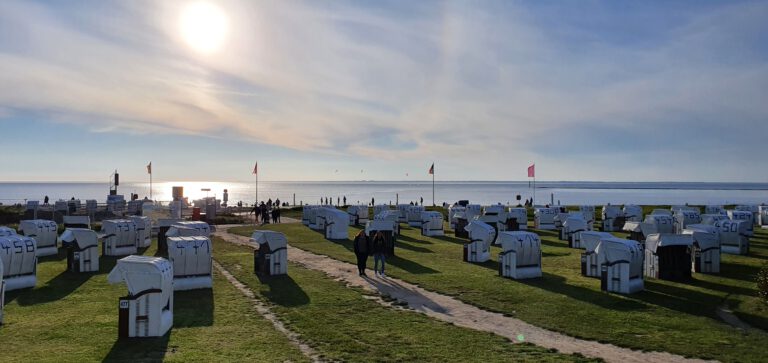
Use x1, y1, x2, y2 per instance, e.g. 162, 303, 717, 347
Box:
1, 181, 767, 206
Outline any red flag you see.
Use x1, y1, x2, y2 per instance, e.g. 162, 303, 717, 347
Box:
253, 163, 258, 175
428, 163, 434, 175
146, 162, 152, 174
527, 164, 535, 178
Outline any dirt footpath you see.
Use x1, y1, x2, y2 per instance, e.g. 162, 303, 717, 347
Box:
214, 226, 711, 363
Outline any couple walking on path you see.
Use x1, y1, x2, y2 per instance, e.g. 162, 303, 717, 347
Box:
353, 230, 388, 277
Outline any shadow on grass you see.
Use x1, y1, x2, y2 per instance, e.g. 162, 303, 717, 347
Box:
540, 238, 569, 249
518, 272, 649, 312
103, 331, 171, 362
37, 247, 66, 262
15, 270, 94, 306
432, 235, 467, 245
395, 241, 433, 254
396, 234, 435, 245
174, 288, 214, 327
387, 255, 440, 275
260, 274, 311, 307
632, 280, 726, 318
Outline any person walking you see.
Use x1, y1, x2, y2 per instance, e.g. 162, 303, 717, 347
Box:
352, 230, 370, 276
372, 231, 387, 277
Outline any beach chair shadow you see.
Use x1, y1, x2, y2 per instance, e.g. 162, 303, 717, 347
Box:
386, 255, 439, 275
260, 274, 310, 307
518, 272, 648, 312
174, 288, 214, 327
102, 331, 171, 362
15, 270, 93, 306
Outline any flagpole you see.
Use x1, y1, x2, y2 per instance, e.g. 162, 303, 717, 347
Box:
255, 162, 258, 225
432, 162, 435, 206
150, 168, 153, 200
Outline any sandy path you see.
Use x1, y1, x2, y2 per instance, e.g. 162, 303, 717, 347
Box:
214, 226, 711, 363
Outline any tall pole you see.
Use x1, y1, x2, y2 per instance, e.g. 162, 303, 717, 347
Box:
149, 169, 153, 200
533, 175, 536, 207
432, 164, 435, 206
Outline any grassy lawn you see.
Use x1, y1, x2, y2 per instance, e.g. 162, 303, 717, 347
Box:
1, 243, 308, 362
212, 237, 597, 362
230, 217, 768, 362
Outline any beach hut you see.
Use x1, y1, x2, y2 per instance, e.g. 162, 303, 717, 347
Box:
301, 205, 312, 226
101, 219, 138, 257
448, 205, 466, 229
580, 231, 614, 276
465, 204, 482, 221
396, 204, 410, 223
18, 219, 58, 257
347, 205, 369, 226
623, 205, 643, 223
705, 205, 726, 215
453, 211, 469, 239
54, 200, 68, 213
644, 214, 674, 234
60, 228, 99, 273
650, 209, 673, 216
0, 227, 15, 237
63, 215, 90, 229
167, 236, 212, 290
579, 206, 596, 225
644, 234, 693, 281
601, 205, 625, 232
85, 199, 98, 214
484, 205, 507, 221
156, 218, 183, 253
534, 207, 558, 230
735, 205, 759, 225
673, 210, 702, 234
596, 237, 644, 294
505, 208, 527, 231
373, 204, 391, 217
683, 224, 721, 274
129, 216, 151, 248
562, 217, 588, 248
374, 210, 400, 235
622, 221, 648, 244
251, 231, 288, 276
498, 231, 542, 279
714, 219, 750, 255
305, 206, 321, 229
463, 220, 495, 263
406, 205, 426, 227
0, 256, 4, 324
107, 256, 173, 338
421, 211, 444, 237
0, 235, 37, 291
323, 208, 349, 240
759, 206, 768, 227
701, 214, 730, 225
728, 210, 754, 236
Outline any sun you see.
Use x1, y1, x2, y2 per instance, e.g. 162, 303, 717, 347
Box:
179, 1, 229, 54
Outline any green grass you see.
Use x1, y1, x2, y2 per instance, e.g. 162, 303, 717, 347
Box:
213, 238, 597, 362
1, 243, 308, 362
230, 220, 768, 362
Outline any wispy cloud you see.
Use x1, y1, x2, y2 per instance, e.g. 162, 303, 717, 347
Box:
0, 0, 766, 180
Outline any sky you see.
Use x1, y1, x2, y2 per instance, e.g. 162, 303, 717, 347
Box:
0, 0, 766, 183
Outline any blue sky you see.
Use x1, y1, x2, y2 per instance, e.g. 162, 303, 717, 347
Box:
0, 0, 766, 183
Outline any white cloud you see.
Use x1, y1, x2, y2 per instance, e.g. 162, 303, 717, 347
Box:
0, 0, 766, 180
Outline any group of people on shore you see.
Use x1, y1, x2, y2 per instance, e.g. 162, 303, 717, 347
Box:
249, 198, 282, 224
352, 230, 390, 277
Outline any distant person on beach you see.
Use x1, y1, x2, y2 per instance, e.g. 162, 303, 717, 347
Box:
353, 230, 370, 276
343, 196, 347, 205
420, 197, 423, 205
371, 197, 374, 206
372, 231, 387, 277
44, 195, 49, 205
271, 208, 278, 224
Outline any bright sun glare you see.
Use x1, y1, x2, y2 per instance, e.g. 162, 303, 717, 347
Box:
179, 1, 229, 54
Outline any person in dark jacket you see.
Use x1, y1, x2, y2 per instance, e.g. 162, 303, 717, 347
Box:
372, 231, 387, 277
353, 230, 370, 276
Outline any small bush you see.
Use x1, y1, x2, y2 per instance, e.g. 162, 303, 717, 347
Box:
758, 263, 768, 304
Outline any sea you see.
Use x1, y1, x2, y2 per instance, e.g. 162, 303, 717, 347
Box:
1, 181, 767, 207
